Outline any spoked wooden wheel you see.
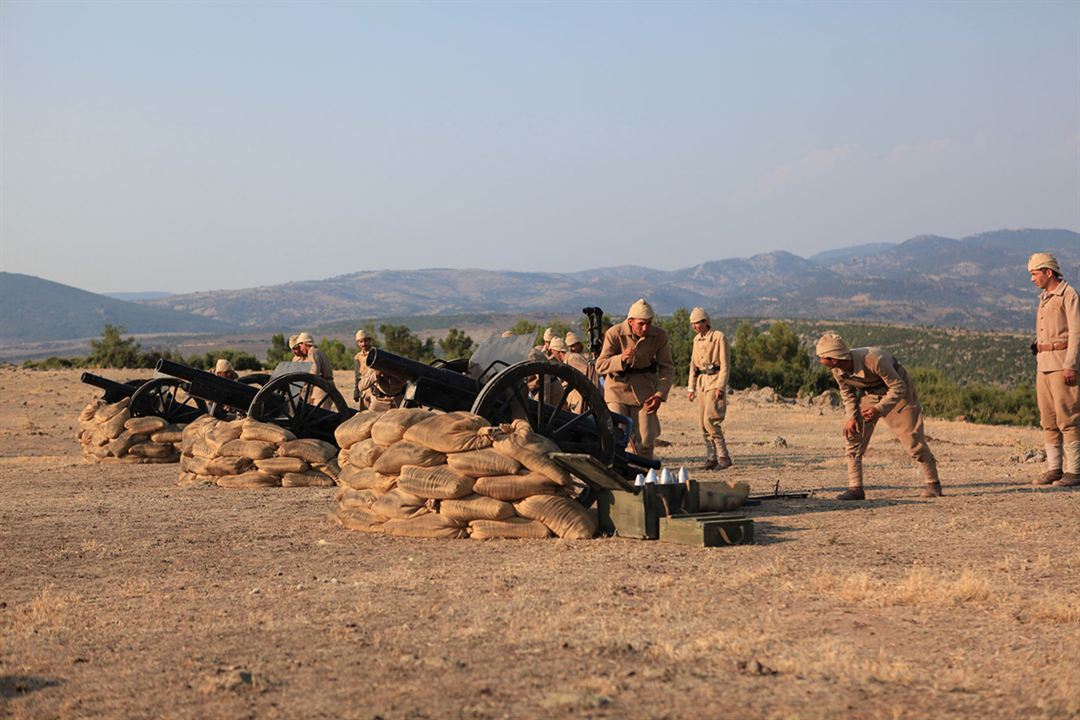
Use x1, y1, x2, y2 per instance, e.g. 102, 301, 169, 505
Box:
470, 360, 615, 466
248, 373, 353, 444
129, 378, 209, 425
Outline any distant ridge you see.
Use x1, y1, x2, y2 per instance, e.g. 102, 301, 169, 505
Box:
0, 273, 231, 343
140, 228, 1077, 333
105, 291, 174, 302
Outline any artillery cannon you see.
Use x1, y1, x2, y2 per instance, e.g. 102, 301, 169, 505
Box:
81, 372, 207, 425
154, 359, 353, 444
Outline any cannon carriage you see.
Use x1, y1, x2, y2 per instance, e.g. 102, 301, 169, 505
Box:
81, 370, 272, 426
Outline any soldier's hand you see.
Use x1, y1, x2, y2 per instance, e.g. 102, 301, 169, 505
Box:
861, 406, 880, 423
715, 388, 725, 401
643, 395, 662, 414
687, 391, 696, 402
1065, 368, 1077, 386
843, 418, 859, 439
620, 347, 636, 365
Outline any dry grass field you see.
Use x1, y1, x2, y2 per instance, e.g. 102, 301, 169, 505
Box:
2, 366, 1078, 719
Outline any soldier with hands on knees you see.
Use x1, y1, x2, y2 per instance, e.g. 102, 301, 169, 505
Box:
687, 308, 732, 470
595, 299, 674, 459
1028, 252, 1080, 486
816, 332, 942, 501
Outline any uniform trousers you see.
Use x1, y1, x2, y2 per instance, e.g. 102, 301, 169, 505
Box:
845, 393, 935, 466
696, 391, 728, 444
608, 402, 660, 459
1036, 371, 1080, 445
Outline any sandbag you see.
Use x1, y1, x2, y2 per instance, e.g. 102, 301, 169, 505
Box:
106, 430, 138, 457
124, 416, 167, 436
697, 480, 751, 512
254, 456, 310, 474
469, 517, 552, 540
278, 438, 338, 464
334, 506, 385, 533
438, 494, 514, 523
129, 441, 178, 459
381, 513, 467, 539
177, 471, 202, 487
472, 473, 562, 501
445, 448, 523, 478
205, 419, 244, 453
313, 457, 341, 482
240, 419, 296, 444
181, 454, 211, 476
490, 420, 572, 486
348, 438, 385, 469
282, 471, 336, 488
402, 411, 492, 454
190, 436, 216, 459
205, 455, 255, 476
150, 425, 184, 444
370, 408, 436, 446
373, 442, 446, 475
336, 488, 381, 509
514, 494, 597, 540
334, 410, 384, 449
339, 466, 398, 493
218, 438, 277, 460
216, 471, 280, 489
94, 398, 130, 423
397, 464, 475, 500
370, 488, 431, 519
80, 400, 105, 422
102, 408, 132, 439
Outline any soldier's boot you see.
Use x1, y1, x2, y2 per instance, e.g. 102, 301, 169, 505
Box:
838, 457, 865, 501
1052, 442, 1080, 487
702, 442, 718, 471
714, 437, 733, 470
918, 460, 943, 498
1035, 445, 1063, 485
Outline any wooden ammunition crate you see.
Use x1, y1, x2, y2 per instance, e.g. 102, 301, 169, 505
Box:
658, 513, 754, 547
597, 484, 691, 539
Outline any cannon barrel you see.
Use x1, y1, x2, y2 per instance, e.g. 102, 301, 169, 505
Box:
155, 359, 259, 411
81, 372, 140, 404
366, 348, 480, 412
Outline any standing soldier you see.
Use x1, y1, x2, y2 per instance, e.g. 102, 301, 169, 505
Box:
288, 335, 305, 362
595, 299, 674, 459
687, 308, 731, 469
352, 330, 373, 409
353, 331, 407, 412
1028, 252, 1080, 486
564, 331, 599, 414
816, 332, 942, 500
295, 332, 335, 406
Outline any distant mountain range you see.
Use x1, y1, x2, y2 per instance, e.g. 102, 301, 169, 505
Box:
2, 228, 1076, 345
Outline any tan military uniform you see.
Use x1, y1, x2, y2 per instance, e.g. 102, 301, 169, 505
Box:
595, 321, 674, 458
296, 346, 334, 407
688, 329, 731, 460
1035, 280, 1080, 446
564, 350, 598, 414
832, 347, 936, 481
355, 351, 407, 412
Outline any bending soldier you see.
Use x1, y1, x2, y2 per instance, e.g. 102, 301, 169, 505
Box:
686, 308, 731, 469
595, 299, 674, 459
816, 332, 942, 500
1028, 252, 1080, 486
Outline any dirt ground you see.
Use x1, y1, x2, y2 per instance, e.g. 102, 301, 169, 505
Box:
2, 367, 1078, 719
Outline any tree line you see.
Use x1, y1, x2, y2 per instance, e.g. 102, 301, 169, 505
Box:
28, 315, 1039, 426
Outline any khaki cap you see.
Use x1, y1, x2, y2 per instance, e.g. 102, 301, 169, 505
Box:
543, 328, 554, 342
214, 358, 234, 373
296, 331, 314, 345
565, 331, 581, 346
548, 337, 567, 352
815, 332, 851, 360
627, 298, 655, 320
689, 307, 709, 324
288, 334, 299, 350
1028, 252, 1061, 274
355, 329, 369, 342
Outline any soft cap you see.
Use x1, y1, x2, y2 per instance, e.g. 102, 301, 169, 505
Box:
214, 358, 234, 373
543, 328, 554, 342
548, 337, 568, 352
1028, 252, 1061, 275
627, 298, 655, 320
815, 332, 851, 360
295, 331, 314, 345
288, 334, 299, 350
355, 329, 369, 342
689, 307, 709, 324
565, 331, 581, 347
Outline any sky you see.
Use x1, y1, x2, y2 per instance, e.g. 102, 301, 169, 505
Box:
1, 1, 1078, 295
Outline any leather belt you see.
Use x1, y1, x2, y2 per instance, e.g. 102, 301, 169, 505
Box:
695, 364, 721, 375
1037, 341, 1069, 352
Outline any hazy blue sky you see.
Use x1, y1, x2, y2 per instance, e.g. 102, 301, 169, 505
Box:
2, 1, 1077, 294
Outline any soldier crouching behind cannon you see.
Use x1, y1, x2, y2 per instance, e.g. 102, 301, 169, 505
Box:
595, 299, 674, 460
353, 329, 406, 411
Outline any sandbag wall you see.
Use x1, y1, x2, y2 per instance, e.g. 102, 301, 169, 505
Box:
177, 416, 341, 489
333, 409, 598, 540
78, 398, 184, 464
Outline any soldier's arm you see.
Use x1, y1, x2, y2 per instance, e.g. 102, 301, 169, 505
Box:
868, 352, 907, 416
837, 374, 859, 418
655, 336, 675, 401
1064, 288, 1080, 371
686, 345, 699, 394
716, 332, 730, 390
594, 330, 623, 376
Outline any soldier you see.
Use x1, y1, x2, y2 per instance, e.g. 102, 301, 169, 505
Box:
595, 299, 674, 459
352, 330, 373, 408
213, 358, 239, 380
816, 332, 942, 500
564, 331, 599, 414
295, 331, 335, 406
1028, 252, 1080, 486
686, 308, 731, 470
288, 335, 305, 361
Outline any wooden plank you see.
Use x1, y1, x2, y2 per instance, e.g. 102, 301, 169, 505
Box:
550, 453, 636, 492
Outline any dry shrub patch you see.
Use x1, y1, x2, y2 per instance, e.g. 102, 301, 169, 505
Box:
810, 566, 995, 608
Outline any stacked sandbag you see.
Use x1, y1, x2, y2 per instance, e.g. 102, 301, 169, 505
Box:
76, 398, 185, 464
331, 410, 597, 540
177, 417, 340, 489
